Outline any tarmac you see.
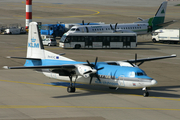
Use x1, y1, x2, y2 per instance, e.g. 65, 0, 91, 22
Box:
0, 0, 180, 120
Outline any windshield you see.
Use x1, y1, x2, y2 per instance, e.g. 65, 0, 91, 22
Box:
70, 28, 76, 31
60, 35, 67, 42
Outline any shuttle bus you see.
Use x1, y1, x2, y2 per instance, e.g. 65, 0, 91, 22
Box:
59, 33, 137, 49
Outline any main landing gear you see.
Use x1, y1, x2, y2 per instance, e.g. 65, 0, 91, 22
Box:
142, 87, 150, 97
67, 75, 78, 93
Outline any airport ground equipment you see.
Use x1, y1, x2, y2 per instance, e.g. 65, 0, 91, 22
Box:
59, 32, 137, 49
152, 29, 180, 44
40, 21, 105, 38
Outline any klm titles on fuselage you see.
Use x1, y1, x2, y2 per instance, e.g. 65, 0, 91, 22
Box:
28, 38, 39, 48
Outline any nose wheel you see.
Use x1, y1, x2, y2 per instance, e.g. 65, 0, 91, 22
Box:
142, 87, 149, 97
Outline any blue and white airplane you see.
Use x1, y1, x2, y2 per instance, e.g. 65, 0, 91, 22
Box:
67, 1, 175, 35
4, 22, 176, 97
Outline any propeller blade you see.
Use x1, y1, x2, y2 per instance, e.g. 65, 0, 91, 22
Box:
97, 67, 104, 71
84, 70, 92, 74
127, 60, 135, 67
95, 73, 101, 82
95, 57, 98, 67
135, 53, 137, 65
115, 23, 118, 30
82, 20, 84, 25
87, 22, 90, 25
110, 24, 113, 30
138, 61, 144, 66
89, 76, 93, 84
86, 60, 93, 69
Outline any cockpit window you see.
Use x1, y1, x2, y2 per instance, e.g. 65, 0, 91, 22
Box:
70, 28, 76, 31
136, 72, 146, 76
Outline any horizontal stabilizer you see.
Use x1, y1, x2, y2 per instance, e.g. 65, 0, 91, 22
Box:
156, 20, 176, 27
7, 56, 41, 60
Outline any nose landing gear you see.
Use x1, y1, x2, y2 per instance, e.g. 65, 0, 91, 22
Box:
142, 87, 150, 97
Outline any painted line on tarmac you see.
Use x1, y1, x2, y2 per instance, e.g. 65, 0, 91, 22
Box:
0, 105, 180, 111
1, 79, 180, 101
9, 3, 100, 19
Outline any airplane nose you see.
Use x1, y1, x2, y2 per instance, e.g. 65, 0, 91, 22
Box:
151, 79, 157, 85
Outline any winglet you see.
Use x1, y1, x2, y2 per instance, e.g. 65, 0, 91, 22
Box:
3, 66, 9, 69
171, 54, 176, 57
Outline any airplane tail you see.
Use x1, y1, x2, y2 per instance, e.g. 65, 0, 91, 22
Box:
25, 22, 74, 66
136, 1, 169, 31
150, 1, 167, 30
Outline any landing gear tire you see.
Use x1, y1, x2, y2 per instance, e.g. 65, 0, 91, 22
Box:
67, 86, 76, 93
109, 87, 117, 89
143, 92, 149, 97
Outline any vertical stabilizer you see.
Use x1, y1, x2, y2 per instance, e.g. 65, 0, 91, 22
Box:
151, 1, 167, 30
26, 22, 74, 61
27, 22, 45, 59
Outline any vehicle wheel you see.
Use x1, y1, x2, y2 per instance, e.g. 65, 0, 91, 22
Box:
143, 92, 149, 97
48, 43, 51, 46
174, 41, 178, 44
167, 41, 171, 44
74, 44, 81, 49
67, 86, 76, 93
152, 39, 157, 43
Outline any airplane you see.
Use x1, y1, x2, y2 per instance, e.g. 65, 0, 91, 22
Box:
67, 1, 175, 35
3, 22, 176, 97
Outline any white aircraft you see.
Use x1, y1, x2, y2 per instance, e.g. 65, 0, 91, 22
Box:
4, 22, 176, 97
67, 1, 175, 35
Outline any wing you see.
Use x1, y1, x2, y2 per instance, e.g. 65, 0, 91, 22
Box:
3, 64, 76, 69
125, 54, 176, 63
106, 54, 176, 67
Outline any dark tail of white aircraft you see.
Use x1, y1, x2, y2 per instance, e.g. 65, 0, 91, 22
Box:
136, 1, 175, 31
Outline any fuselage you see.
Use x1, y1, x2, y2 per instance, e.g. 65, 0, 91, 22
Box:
67, 23, 151, 35
25, 59, 157, 89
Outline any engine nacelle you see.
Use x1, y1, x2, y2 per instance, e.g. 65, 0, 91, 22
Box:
75, 65, 92, 78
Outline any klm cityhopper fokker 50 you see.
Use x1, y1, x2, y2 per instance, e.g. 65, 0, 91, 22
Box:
4, 22, 176, 97
68, 1, 175, 35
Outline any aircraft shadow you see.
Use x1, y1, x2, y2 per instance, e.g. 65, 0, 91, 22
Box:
51, 83, 180, 98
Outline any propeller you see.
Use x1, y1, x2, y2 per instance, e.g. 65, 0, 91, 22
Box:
82, 20, 90, 25
110, 23, 118, 32
127, 53, 145, 67
84, 57, 104, 84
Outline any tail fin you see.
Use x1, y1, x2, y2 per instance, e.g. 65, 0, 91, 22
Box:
150, 1, 167, 30
27, 22, 45, 59
136, 1, 168, 31
26, 22, 73, 61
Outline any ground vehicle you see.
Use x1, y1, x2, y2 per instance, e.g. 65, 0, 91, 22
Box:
41, 35, 57, 46
152, 29, 180, 44
59, 32, 137, 49
40, 22, 104, 38
3, 27, 26, 34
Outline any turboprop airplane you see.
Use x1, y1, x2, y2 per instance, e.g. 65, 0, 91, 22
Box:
3, 22, 176, 97
67, 1, 175, 35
